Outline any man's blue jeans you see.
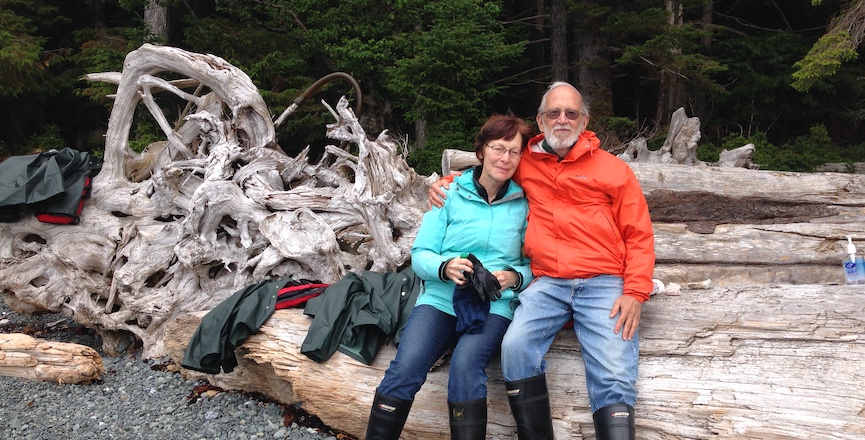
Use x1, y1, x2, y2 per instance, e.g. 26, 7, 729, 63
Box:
378, 304, 510, 402
501, 275, 639, 412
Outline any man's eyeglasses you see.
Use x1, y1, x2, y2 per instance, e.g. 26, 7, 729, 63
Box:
543, 109, 584, 120
485, 144, 522, 159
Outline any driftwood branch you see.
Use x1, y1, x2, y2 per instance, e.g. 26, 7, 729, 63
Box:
0, 333, 103, 384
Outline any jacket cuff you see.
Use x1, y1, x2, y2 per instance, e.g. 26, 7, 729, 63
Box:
624, 291, 649, 303
504, 266, 522, 290
438, 258, 454, 282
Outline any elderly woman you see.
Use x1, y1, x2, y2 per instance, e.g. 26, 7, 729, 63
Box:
365, 114, 535, 440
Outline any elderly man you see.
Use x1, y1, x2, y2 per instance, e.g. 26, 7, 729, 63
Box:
430, 82, 655, 440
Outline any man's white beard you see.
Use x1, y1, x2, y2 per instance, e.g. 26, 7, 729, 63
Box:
543, 123, 583, 154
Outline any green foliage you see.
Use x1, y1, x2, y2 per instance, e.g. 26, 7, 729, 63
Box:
407, 119, 476, 177
384, 1, 523, 122
791, 31, 859, 92
705, 32, 815, 144
697, 132, 774, 163
182, 16, 309, 87
0, 0, 51, 96
127, 114, 163, 153
599, 116, 639, 142
406, 147, 445, 177
751, 125, 840, 172
701, 126, 862, 173
266, 0, 524, 152
614, 9, 727, 95
72, 27, 143, 105
646, 133, 666, 152
844, 140, 865, 164
4, 0, 865, 174
605, 7, 668, 38
23, 123, 65, 152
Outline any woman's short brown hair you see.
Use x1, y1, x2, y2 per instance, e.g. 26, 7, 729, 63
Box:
474, 114, 536, 161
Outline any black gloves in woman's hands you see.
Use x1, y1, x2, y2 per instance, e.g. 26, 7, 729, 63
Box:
465, 253, 501, 303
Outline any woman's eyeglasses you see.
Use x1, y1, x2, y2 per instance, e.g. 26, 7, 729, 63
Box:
486, 144, 522, 159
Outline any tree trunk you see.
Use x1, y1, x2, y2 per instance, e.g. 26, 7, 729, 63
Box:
414, 117, 427, 150
656, 0, 686, 126
575, 25, 616, 148
144, 0, 169, 44
694, 0, 713, 124
532, 0, 547, 97
550, 0, 568, 81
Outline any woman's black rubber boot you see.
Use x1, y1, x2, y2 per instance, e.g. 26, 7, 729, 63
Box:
448, 398, 487, 440
592, 403, 635, 440
505, 373, 554, 439
365, 389, 413, 440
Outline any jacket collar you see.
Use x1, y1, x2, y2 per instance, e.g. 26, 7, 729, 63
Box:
454, 168, 523, 204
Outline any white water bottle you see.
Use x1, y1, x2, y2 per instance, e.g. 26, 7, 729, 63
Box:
843, 237, 865, 284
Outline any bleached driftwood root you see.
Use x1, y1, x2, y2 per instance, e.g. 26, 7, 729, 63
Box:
163, 284, 865, 440
0, 333, 104, 384
0, 44, 430, 359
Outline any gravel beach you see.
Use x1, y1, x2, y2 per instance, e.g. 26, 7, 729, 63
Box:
0, 301, 355, 440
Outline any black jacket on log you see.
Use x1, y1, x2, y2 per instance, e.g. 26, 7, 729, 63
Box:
0, 147, 101, 224
301, 268, 421, 365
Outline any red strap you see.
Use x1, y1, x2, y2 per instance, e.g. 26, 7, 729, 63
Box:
278, 283, 330, 296
36, 213, 78, 225
275, 291, 325, 309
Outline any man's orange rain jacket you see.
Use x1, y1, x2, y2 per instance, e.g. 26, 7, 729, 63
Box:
514, 131, 656, 302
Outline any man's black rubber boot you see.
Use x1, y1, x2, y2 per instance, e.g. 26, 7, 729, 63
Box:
505, 373, 555, 439
448, 398, 487, 440
365, 389, 413, 440
592, 403, 635, 440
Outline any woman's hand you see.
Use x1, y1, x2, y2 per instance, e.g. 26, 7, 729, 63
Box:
444, 257, 474, 285
492, 270, 519, 291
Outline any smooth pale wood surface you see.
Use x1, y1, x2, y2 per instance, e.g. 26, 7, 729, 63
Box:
0, 333, 104, 384
163, 284, 865, 440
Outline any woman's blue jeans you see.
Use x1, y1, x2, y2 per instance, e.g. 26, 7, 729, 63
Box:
500, 275, 639, 412
377, 304, 510, 402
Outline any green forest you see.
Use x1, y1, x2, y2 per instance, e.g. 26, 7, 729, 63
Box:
2, 0, 865, 176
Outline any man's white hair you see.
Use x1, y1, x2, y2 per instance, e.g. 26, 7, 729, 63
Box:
537, 81, 590, 117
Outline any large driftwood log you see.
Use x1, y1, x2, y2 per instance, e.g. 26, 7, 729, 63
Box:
163, 284, 865, 439
0, 333, 104, 384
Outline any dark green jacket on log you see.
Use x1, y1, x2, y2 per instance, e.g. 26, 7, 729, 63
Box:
182, 277, 288, 374
301, 268, 420, 365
